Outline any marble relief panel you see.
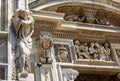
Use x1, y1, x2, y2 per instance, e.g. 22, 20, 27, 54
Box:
53, 39, 74, 63
54, 44, 71, 62
73, 39, 112, 62
110, 44, 120, 65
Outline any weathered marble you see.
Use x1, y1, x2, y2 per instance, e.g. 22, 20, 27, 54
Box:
13, 9, 34, 73
18, 73, 34, 81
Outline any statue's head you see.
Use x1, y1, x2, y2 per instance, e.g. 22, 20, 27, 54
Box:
73, 39, 80, 45
104, 42, 110, 48
40, 36, 53, 50
15, 9, 32, 20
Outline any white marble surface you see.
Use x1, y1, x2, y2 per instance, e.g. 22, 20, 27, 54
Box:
18, 73, 34, 81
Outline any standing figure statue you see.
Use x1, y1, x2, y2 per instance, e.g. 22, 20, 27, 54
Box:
13, 9, 34, 73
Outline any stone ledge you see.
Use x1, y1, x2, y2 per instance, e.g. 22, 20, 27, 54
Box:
56, 62, 120, 75
18, 73, 34, 81
0, 31, 7, 39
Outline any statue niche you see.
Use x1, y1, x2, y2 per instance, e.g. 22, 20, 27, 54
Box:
73, 39, 112, 61
13, 9, 34, 73
39, 35, 53, 64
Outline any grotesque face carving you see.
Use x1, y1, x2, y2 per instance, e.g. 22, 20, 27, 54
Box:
40, 36, 53, 50
59, 46, 68, 60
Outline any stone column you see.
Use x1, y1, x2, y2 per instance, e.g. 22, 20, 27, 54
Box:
7, 0, 14, 80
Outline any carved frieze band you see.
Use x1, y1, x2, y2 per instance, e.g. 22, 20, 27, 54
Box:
73, 39, 112, 61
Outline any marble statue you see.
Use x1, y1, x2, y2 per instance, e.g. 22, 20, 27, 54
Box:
57, 45, 69, 62
39, 35, 53, 63
13, 9, 34, 73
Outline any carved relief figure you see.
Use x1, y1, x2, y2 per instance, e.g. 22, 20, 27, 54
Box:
94, 42, 106, 60
89, 42, 97, 59
104, 43, 111, 61
39, 35, 53, 64
56, 45, 70, 62
13, 9, 34, 73
73, 39, 111, 61
79, 42, 91, 60
64, 15, 86, 23
73, 39, 81, 59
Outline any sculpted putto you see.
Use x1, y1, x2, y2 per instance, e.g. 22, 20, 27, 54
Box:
13, 9, 34, 73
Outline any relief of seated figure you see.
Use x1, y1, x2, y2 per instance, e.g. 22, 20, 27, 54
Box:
79, 42, 92, 60
89, 42, 97, 59
94, 42, 107, 61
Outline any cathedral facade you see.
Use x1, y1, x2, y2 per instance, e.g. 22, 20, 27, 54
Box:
1, 0, 120, 81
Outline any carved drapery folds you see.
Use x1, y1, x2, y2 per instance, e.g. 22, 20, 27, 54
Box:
73, 39, 111, 61
13, 9, 34, 73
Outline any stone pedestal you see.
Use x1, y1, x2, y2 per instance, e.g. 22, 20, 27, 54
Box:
18, 73, 34, 81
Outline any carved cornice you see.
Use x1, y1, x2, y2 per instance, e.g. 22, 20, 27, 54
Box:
29, 0, 120, 12
35, 20, 56, 31
33, 10, 120, 42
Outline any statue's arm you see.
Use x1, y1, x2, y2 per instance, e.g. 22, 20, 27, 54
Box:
21, 20, 33, 25
13, 16, 22, 34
